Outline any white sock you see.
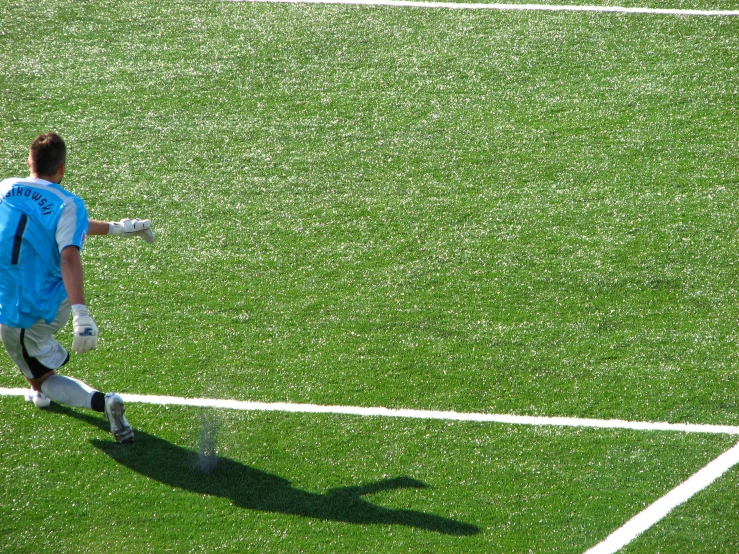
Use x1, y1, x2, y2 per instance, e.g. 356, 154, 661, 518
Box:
40, 374, 97, 409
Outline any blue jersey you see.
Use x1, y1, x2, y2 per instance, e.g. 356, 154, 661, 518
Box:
0, 177, 88, 328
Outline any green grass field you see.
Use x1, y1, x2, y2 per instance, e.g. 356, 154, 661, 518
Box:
1, 0, 739, 551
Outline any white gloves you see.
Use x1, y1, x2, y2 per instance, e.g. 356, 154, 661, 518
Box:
72, 304, 98, 354
109, 218, 156, 243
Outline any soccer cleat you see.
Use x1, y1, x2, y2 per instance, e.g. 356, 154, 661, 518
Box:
104, 393, 134, 443
25, 390, 51, 409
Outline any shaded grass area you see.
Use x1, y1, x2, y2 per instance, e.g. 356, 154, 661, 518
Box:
1, 400, 737, 553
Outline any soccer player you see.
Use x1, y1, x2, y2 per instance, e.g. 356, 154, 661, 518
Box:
0, 132, 156, 443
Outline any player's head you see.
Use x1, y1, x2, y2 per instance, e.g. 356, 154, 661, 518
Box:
28, 132, 67, 180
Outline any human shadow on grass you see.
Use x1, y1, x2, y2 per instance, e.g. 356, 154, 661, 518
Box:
60, 407, 478, 535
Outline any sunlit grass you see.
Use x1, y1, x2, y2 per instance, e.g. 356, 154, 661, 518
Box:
1, 0, 738, 551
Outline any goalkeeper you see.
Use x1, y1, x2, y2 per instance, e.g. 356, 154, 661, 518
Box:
0, 132, 156, 444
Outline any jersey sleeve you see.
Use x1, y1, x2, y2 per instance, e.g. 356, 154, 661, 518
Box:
56, 196, 89, 253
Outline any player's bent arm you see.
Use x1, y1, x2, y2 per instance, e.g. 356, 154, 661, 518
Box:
60, 246, 86, 306
60, 246, 99, 354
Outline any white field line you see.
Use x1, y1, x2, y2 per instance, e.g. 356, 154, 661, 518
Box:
3, 385, 739, 551
2, 387, 739, 434
222, 0, 739, 17
584, 440, 739, 554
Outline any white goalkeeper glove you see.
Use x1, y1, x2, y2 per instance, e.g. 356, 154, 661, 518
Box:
109, 218, 156, 243
72, 304, 98, 354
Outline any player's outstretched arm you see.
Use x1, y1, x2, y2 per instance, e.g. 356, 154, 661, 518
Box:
88, 218, 156, 243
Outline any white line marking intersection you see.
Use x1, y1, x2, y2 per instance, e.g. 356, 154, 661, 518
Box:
2, 386, 738, 551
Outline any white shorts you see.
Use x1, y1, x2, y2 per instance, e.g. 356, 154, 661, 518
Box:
0, 299, 71, 380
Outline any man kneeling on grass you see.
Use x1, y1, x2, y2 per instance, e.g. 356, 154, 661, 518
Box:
0, 132, 156, 443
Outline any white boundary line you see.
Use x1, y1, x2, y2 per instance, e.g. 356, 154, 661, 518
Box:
3, 386, 739, 552
223, 0, 739, 17
2, 387, 739, 434
584, 441, 739, 554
